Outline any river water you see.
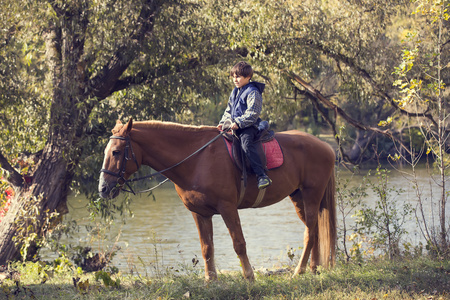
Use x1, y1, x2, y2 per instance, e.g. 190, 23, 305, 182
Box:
49, 164, 447, 274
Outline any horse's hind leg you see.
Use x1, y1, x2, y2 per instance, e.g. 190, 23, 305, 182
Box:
191, 212, 217, 281
220, 207, 254, 280
289, 188, 321, 275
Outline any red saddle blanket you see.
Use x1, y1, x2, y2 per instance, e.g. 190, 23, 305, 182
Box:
224, 138, 284, 170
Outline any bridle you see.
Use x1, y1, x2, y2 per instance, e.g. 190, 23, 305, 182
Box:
100, 135, 140, 194
100, 128, 229, 195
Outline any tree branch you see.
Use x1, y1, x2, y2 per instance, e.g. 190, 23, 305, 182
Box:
299, 38, 440, 129
89, 0, 163, 100
441, 39, 450, 52
298, 87, 352, 163
0, 151, 23, 188
108, 46, 244, 94
286, 71, 412, 158
109, 58, 201, 94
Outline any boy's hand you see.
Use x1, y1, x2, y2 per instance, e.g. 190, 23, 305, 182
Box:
218, 121, 238, 131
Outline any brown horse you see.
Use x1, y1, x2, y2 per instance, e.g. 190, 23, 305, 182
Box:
98, 118, 336, 281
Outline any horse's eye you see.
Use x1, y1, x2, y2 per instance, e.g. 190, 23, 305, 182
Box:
112, 150, 121, 157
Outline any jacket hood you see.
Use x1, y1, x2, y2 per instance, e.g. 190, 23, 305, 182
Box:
247, 81, 265, 94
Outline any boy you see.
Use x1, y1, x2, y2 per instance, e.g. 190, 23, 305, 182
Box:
217, 61, 272, 189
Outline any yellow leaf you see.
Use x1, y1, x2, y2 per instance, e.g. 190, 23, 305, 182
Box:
77, 279, 89, 294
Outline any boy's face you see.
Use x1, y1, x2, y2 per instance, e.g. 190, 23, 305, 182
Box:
232, 74, 251, 88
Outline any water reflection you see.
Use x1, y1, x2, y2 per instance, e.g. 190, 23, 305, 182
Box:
50, 164, 448, 274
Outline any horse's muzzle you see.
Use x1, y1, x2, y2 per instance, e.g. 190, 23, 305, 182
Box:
98, 176, 121, 199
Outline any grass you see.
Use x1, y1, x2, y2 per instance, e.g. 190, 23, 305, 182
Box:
1, 256, 449, 299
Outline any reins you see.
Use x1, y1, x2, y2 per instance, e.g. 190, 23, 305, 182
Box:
101, 129, 229, 195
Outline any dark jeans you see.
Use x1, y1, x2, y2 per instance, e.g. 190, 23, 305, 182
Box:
236, 126, 265, 177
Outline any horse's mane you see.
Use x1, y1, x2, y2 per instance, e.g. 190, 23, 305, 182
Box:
112, 120, 217, 135
137, 120, 216, 131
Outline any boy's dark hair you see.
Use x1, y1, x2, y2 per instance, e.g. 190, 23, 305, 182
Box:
230, 61, 253, 78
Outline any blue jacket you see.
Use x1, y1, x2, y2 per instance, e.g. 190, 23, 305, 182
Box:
219, 81, 265, 129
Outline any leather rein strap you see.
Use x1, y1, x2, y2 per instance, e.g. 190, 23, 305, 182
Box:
100, 131, 228, 195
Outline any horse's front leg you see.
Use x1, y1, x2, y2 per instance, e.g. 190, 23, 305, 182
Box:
220, 207, 254, 280
191, 212, 217, 281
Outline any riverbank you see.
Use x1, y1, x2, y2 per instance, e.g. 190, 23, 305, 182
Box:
1, 256, 449, 299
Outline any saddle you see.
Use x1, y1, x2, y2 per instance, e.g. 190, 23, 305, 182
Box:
222, 121, 284, 174
222, 120, 284, 208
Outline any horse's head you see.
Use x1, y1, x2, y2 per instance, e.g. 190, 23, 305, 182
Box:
98, 118, 141, 199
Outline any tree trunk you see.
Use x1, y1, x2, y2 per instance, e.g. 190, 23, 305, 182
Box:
0, 142, 73, 264
436, 15, 447, 250
0, 23, 82, 264
0, 190, 26, 263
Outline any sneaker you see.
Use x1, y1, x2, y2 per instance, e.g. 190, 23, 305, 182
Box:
257, 175, 272, 189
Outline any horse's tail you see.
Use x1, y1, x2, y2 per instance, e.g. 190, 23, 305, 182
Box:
318, 169, 336, 268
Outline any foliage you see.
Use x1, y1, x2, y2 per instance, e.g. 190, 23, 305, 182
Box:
7, 256, 79, 286
336, 167, 414, 262
0, 179, 14, 223
0, 0, 49, 156
353, 167, 413, 259
335, 124, 414, 262
335, 167, 369, 262
12, 194, 61, 262
391, 0, 450, 251
335, 125, 370, 261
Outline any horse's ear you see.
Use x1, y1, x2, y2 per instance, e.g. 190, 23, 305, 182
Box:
124, 118, 133, 134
